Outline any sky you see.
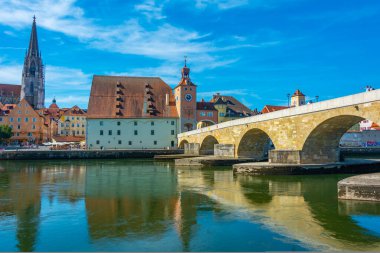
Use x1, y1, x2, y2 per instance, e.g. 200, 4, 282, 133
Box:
0, 0, 379, 109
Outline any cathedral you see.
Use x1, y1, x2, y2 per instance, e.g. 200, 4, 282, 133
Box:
20, 16, 45, 109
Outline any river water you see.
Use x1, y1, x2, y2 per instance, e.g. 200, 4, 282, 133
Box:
0, 159, 380, 252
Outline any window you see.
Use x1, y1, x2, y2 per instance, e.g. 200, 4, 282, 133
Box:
72, 131, 75, 135
82, 131, 84, 134
28, 133, 33, 137
100, 121, 103, 126
77, 117, 79, 120
82, 124, 85, 127
77, 131, 79, 134
154, 141, 157, 145
128, 141, 132, 145
108, 130, 112, 135
10, 125, 13, 129
72, 117, 74, 120
26, 110, 29, 114
71, 123, 74, 127
96, 140, 100, 144
61, 123, 64, 127
32, 125, 36, 129
185, 87, 187, 90
17, 125, 21, 129
171, 121, 175, 125
171, 130, 175, 135
33, 118, 36, 122
134, 121, 138, 126
171, 141, 175, 147
100, 130, 103, 135
151, 121, 154, 126
118, 140, 122, 145
220, 112, 225, 117
18, 110, 21, 114
61, 130, 63, 134
77, 124, 80, 127
117, 130, 121, 135
17, 118, 21, 122
0, 118, 2, 122
207, 112, 213, 117
66, 123, 69, 127
134, 130, 138, 135
10, 118, 13, 122
151, 130, 154, 135
16, 133, 19, 136
25, 117, 29, 122
200, 112, 206, 116
117, 121, 121, 126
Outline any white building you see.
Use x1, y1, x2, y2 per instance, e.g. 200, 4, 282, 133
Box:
86, 76, 179, 149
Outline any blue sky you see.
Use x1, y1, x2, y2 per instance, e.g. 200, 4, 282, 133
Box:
0, 0, 379, 109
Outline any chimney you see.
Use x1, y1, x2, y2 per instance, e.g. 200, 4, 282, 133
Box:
166, 93, 169, 106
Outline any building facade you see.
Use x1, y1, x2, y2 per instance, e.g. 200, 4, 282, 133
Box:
0, 98, 48, 144
58, 105, 86, 137
20, 17, 45, 109
87, 76, 179, 149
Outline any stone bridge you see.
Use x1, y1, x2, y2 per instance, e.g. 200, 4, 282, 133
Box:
178, 90, 380, 164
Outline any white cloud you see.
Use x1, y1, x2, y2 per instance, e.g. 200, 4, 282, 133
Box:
135, 0, 167, 20
0, 0, 260, 70
45, 66, 91, 91
0, 64, 22, 84
195, 0, 249, 9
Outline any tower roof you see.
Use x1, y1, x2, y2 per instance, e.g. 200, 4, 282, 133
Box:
292, 89, 305, 97
27, 16, 39, 57
175, 57, 196, 88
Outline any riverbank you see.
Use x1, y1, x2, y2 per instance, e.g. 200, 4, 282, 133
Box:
233, 159, 380, 175
0, 149, 183, 160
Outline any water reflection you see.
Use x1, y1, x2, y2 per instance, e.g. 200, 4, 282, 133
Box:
0, 160, 380, 251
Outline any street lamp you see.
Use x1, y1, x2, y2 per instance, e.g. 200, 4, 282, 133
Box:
287, 93, 290, 107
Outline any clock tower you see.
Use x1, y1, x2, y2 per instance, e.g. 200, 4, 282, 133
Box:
174, 58, 197, 132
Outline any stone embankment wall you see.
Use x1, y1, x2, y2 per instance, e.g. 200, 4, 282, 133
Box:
0, 149, 183, 160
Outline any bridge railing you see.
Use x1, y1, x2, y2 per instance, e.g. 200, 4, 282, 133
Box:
178, 90, 380, 138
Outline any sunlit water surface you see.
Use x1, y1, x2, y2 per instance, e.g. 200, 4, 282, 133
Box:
1, 159, 380, 252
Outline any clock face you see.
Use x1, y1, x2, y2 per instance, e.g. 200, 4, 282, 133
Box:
185, 94, 192, 102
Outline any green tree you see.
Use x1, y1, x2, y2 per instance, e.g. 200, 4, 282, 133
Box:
0, 125, 13, 144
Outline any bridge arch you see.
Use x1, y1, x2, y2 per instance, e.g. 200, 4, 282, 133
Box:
200, 135, 219, 155
237, 128, 275, 159
301, 115, 365, 163
179, 139, 189, 149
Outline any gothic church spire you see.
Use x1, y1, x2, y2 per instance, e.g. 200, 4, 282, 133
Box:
21, 16, 45, 109
27, 16, 39, 58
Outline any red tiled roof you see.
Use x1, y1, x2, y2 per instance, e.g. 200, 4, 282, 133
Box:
196, 101, 217, 111
261, 105, 288, 114
292, 89, 305, 97
63, 105, 86, 116
88, 75, 179, 119
211, 94, 253, 116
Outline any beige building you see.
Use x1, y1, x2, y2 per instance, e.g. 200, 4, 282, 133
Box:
58, 105, 86, 138
0, 98, 49, 144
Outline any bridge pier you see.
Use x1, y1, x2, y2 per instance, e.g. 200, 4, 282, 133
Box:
269, 149, 340, 164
